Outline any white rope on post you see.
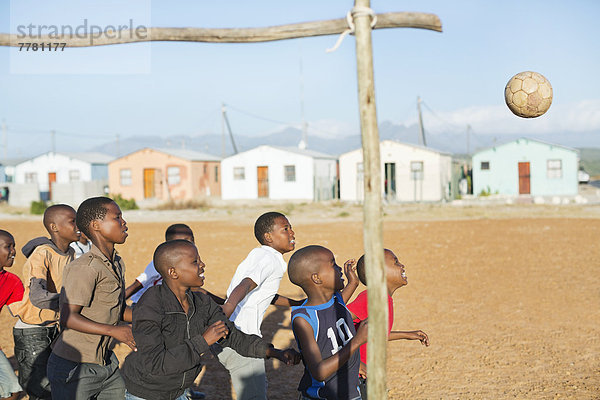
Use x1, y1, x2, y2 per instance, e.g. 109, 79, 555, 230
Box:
326, 6, 377, 53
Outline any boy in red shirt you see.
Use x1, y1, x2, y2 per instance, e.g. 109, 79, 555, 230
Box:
346, 249, 429, 398
0, 229, 24, 400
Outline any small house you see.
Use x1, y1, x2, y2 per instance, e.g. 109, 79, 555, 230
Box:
339, 140, 452, 202
221, 145, 338, 201
108, 148, 221, 203
472, 138, 579, 196
13, 152, 113, 202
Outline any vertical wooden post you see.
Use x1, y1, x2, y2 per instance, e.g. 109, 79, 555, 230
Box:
353, 1, 387, 399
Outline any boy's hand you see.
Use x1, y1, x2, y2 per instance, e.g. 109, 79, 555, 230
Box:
110, 325, 137, 351
202, 320, 229, 346
411, 330, 430, 346
343, 259, 359, 286
266, 348, 301, 365
359, 361, 367, 378
355, 319, 368, 345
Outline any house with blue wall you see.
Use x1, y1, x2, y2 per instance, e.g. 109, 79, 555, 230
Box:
472, 138, 578, 196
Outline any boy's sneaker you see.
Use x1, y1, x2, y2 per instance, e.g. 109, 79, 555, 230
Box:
186, 388, 206, 399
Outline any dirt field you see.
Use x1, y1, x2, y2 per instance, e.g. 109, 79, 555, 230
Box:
1, 203, 598, 399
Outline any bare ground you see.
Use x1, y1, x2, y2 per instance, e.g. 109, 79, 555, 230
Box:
1, 202, 598, 399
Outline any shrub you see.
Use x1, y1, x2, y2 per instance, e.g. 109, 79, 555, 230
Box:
110, 194, 139, 210
30, 200, 47, 215
152, 199, 208, 210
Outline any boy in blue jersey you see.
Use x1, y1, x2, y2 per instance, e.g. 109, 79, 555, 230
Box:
289, 245, 365, 400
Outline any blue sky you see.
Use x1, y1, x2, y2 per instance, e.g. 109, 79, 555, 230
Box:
1, 0, 599, 156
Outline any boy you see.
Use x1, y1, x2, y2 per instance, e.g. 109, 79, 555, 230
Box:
122, 239, 300, 400
346, 250, 430, 398
217, 211, 302, 400
47, 196, 136, 399
70, 230, 92, 259
0, 230, 24, 400
289, 245, 366, 400
124, 223, 208, 399
126, 224, 195, 304
9, 204, 80, 399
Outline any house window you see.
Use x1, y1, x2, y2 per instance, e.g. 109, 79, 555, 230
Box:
120, 169, 132, 186
233, 167, 245, 180
547, 159, 562, 179
69, 170, 80, 182
25, 172, 37, 183
284, 165, 296, 182
215, 166, 219, 182
410, 161, 424, 181
203, 165, 207, 174
481, 161, 490, 170
167, 166, 181, 185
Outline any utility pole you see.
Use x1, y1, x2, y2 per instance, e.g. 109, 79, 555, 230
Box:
466, 124, 472, 155
298, 46, 308, 150
417, 96, 427, 146
50, 130, 56, 153
221, 103, 226, 157
1, 119, 6, 163
116, 134, 120, 158
221, 104, 239, 154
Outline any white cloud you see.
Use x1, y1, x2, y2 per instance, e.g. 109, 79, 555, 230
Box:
414, 99, 600, 136
306, 119, 359, 139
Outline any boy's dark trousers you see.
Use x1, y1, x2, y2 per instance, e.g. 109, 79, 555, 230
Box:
358, 376, 368, 400
47, 351, 125, 400
13, 325, 58, 400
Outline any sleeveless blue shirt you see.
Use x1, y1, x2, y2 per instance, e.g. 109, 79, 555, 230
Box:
291, 292, 361, 400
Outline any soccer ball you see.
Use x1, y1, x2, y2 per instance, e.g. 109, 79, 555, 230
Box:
504, 71, 553, 118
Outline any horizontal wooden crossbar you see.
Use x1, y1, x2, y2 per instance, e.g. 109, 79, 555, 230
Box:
0, 12, 441, 47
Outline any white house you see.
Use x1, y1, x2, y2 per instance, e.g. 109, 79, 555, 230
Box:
14, 152, 114, 202
339, 140, 452, 202
472, 138, 578, 196
221, 145, 338, 201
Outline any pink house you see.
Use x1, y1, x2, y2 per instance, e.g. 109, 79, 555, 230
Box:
108, 148, 221, 202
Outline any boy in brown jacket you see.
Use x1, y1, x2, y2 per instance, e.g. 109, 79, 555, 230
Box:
47, 196, 135, 399
10, 204, 80, 399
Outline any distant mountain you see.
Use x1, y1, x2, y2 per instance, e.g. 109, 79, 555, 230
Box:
87, 121, 600, 163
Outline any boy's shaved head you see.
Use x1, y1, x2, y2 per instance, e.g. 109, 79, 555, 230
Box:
43, 204, 76, 232
153, 239, 196, 278
165, 223, 193, 241
76, 197, 114, 238
356, 249, 393, 286
356, 254, 367, 285
288, 245, 329, 288
254, 212, 285, 245
0, 229, 13, 241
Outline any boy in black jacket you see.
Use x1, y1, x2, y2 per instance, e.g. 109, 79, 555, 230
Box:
122, 240, 300, 400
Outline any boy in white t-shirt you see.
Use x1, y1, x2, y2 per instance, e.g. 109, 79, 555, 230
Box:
126, 224, 195, 303
218, 212, 303, 400
70, 231, 92, 259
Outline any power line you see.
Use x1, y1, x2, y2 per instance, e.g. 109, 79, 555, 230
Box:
420, 100, 465, 131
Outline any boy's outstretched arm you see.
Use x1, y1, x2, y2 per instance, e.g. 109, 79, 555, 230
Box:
389, 330, 430, 346
293, 317, 367, 382
341, 259, 359, 304
60, 303, 137, 351
271, 293, 305, 307
221, 277, 257, 318
125, 280, 142, 299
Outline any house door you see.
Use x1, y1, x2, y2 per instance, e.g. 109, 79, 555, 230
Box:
257, 166, 269, 198
384, 163, 396, 199
518, 162, 530, 194
144, 168, 156, 198
48, 172, 57, 200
